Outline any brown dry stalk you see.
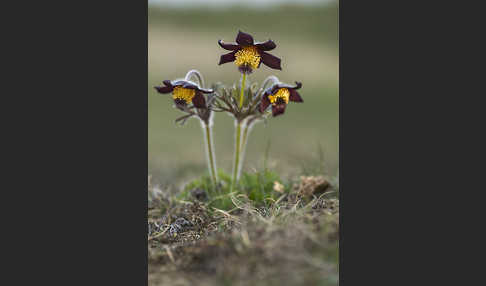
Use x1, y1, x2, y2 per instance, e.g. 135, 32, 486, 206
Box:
148, 226, 170, 241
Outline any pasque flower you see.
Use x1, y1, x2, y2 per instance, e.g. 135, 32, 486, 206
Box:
155, 80, 213, 108
259, 81, 303, 116
218, 31, 282, 74
154, 70, 219, 187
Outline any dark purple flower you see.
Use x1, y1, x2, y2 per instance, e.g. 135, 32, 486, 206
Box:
218, 31, 282, 74
154, 80, 213, 108
259, 82, 303, 117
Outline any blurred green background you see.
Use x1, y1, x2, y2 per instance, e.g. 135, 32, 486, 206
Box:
149, 0, 339, 185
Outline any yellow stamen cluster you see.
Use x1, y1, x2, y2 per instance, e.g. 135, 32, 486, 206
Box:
268, 88, 290, 105
172, 86, 196, 104
234, 46, 261, 69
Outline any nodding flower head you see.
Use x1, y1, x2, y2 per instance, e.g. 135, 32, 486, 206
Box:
218, 31, 282, 74
154, 80, 213, 108
260, 81, 303, 117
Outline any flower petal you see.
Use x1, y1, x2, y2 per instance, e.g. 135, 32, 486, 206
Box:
181, 81, 199, 90
289, 89, 303, 102
154, 80, 173, 94
198, 87, 213, 94
272, 104, 287, 117
219, 51, 236, 65
261, 52, 282, 70
154, 86, 172, 93
236, 31, 254, 46
172, 80, 213, 94
192, 92, 206, 108
259, 96, 271, 113
218, 40, 240, 51
292, 81, 302, 90
255, 40, 276, 51
270, 85, 280, 95
275, 81, 302, 90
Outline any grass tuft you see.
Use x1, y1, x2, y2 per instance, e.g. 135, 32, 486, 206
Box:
179, 169, 290, 210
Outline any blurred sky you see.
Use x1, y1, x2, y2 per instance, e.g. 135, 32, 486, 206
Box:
149, 0, 334, 8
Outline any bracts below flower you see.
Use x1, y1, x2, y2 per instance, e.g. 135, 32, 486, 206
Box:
210, 75, 303, 188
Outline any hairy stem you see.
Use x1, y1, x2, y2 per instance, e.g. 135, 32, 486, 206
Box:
185, 70, 217, 186
261, 75, 279, 91
257, 75, 280, 98
231, 73, 248, 191
238, 121, 251, 177
241, 122, 250, 151
203, 121, 218, 187
184, 69, 205, 87
231, 120, 242, 192
239, 73, 247, 109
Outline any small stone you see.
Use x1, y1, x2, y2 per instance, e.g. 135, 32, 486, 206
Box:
174, 217, 192, 227
191, 188, 208, 201
296, 176, 330, 198
168, 217, 192, 237
273, 181, 285, 193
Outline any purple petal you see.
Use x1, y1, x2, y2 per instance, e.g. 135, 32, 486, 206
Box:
263, 85, 279, 97
154, 85, 173, 94
261, 52, 282, 70
272, 104, 287, 117
219, 51, 236, 65
292, 82, 302, 90
218, 40, 240, 51
236, 31, 254, 46
270, 85, 280, 94
259, 96, 271, 113
289, 90, 303, 102
192, 92, 206, 108
255, 40, 276, 51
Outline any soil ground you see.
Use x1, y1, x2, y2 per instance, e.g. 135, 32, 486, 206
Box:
148, 175, 339, 286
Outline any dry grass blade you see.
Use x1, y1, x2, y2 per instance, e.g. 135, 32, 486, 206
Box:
212, 207, 241, 225
240, 229, 251, 247
148, 226, 170, 241
275, 194, 287, 205
164, 245, 176, 263
230, 194, 258, 214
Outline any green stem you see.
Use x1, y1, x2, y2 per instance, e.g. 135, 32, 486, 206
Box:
231, 73, 247, 191
241, 123, 249, 151
231, 121, 242, 192
239, 73, 247, 109
238, 122, 250, 176
204, 122, 218, 187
